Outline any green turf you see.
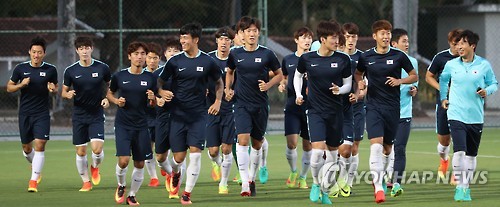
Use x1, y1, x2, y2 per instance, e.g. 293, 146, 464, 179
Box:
1, 129, 499, 206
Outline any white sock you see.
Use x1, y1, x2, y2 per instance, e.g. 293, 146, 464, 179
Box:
23, 150, 34, 163
452, 151, 466, 188
437, 143, 450, 160
129, 167, 144, 196
370, 144, 384, 192
249, 147, 261, 181
347, 154, 359, 187
158, 159, 172, 175
236, 145, 250, 184
310, 149, 324, 185
76, 154, 90, 182
91, 151, 104, 168
115, 164, 128, 186
464, 155, 476, 189
286, 147, 298, 172
170, 157, 181, 173
220, 153, 233, 186
181, 160, 187, 183
325, 150, 338, 164
300, 150, 312, 178
145, 159, 158, 179
209, 151, 222, 166
185, 153, 201, 193
386, 147, 394, 181
31, 151, 45, 181
260, 138, 268, 167
339, 155, 350, 183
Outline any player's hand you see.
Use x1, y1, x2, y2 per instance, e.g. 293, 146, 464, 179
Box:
385, 77, 401, 87
357, 88, 366, 100
358, 80, 366, 91
441, 99, 449, 109
295, 96, 304, 106
258, 80, 269, 92
66, 90, 76, 99
409, 86, 418, 97
117, 97, 126, 107
330, 83, 340, 95
477, 88, 487, 98
101, 98, 109, 109
146, 90, 155, 100
349, 93, 357, 103
157, 97, 165, 107
208, 100, 221, 115
278, 83, 286, 93
47, 82, 56, 93
225, 88, 234, 101
159, 89, 174, 102
21, 77, 30, 87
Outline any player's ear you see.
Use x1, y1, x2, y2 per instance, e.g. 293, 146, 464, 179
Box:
372, 33, 377, 40
194, 37, 199, 44
320, 36, 325, 44
294, 38, 299, 44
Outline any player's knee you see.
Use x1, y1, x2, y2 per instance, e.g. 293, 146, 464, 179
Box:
221, 144, 232, 155
22, 144, 33, 154
155, 153, 167, 162
133, 160, 145, 169
286, 142, 297, 150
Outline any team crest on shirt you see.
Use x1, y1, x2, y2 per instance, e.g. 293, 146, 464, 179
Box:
197, 67, 204, 72
224, 67, 228, 72
331, 63, 338, 68
92, 72, 99, 77
40, 72, 46, 77
255, 58, 262, 63
140, 81, 147, 86
386, 60, 393, 65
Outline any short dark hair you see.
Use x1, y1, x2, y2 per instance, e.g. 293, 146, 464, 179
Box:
164, 37, 181, 51
127, 41, 149, 55
372, 20, 392, 34
180, 22, 202, 39
342, 22, 359, 35
448, 28, 464, 43
455, 30, 480, 50
215, 26, 235, 40
237, 16, 261, 31
74, 36, 93, 48
30, 36, 47, 52
391, 28, 408, 43
316, 20, 342, 43
294, 27, 313, 40
147, 42, 162, 56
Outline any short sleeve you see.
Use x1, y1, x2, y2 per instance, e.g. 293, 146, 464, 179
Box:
227, 52, 236, 70
357, 54, 366, 73
50, 66, 58, 84
63, 68, 72, 87
296, 56, 306, 74
103, 65, 111, 82
343, 58, 352, 78
209, 59, 222, 82
400, 53, 414, 73
266, 50, 281, 72
10, 66, 21, 83
281, 58, 288, 76
159, 57, 175, 82
428, 54, 440, 74
109, 72, 119, 92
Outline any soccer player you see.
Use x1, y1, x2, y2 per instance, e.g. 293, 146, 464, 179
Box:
278, 26, 313, 189
387, 28, 419, 197
353, 20, 417, 203
225, 16, 283, 197
206, 26, 237, 194
6, 36, 58, 193
61, 36, 111, 191
144, 42, 162, 187
107, 41, 157, 206
158, 22, 224, 205
440, 30, 498, 202
425, 28, 463, 181
164, 37, 182, 60
293, 20, 352, 205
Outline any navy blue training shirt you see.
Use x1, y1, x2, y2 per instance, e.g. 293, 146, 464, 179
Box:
428, 49, 457, 104
282, 52, 307, 101
208, 50, 234, 115
153, 67, 172, 121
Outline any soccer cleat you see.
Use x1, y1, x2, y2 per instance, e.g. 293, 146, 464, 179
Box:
233, 174, 240, 183
454, 187, 465, 202
450, 174, 457, 185
286, 171, 298, 188
329, 183, 340, 198
211, 162, 221, 182
390, 183, 403, 197
321, 192, 332, 204
28, 180, 38, 192
340, 184, 351, 197
259, 166, 269, 184
115, 185, 126, 204
180, 191, 192, 205
148, 178, 159, 187
165, 174, 172, 192
161, 169, 167, 177
240, 182, 251, 197
375, 190, 386, 203
37, 174, 42, 184
169, 191, 179, 199
310, 184, 320, 202
90, 165, 101, 186
297, 176, 308, 189
249, 181, 256, 196
126, 196, 140, 206
169, 172, 181, 195
382, 178, 388, 193
463, 188, 472, 202
79, 181, 92, 192
219, 185, 229, 194
438, 156, 450, 179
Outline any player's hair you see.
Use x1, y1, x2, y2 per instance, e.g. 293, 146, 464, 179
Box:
237, 16, 261, 31
371, 20, 392, 34
30, 36, 47, 52
342, 22, 359, 35
448, 28, 464, 43
147, 42, 162, 56
316, 20, 343, 43
74, 36, 93, 48
164, 37, 181, 51
294, 27, 313, 40
215, 26, 235, 40
391, 28, 408, 43
180, 22, 202, 39
127, 41, 149, 55
455, 30, 480, 51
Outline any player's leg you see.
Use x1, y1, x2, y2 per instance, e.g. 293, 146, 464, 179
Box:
249, 106, 267, 193
146, 126, 159, 187
73, 119, 91, 191
27, 114, 50, 192
20, 115, 35, 164
448, 120, 467, 201
218, 114, 236, 194
462, 123, 482, 202
322, 112, 344, 204
365, 107, 388, 203
126, 129, 153, 206
168, 116, 188, 197
347, 102, 365, 188
298, 109, 311, 189
391, 118, 411, 197
436, 105, 452, 178
259, 137, 269, 184
89, 119, 105, 186
114, 126, 132, 204
234, 105, 253, 196
284, 108, 300, 187
337, 106, 353, 196
306, 112, 327, 202
206, 115, 222, 182
154, 119, 172, 193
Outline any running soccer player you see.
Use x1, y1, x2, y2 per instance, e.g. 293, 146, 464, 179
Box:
440, 30, 497, 202
225, 16, 283, 197
353, 20, 417, 204
206, 26, 237, 194
158, 22, 224, 205
6, 36, 58, 193
294, 20, 352, 205
62, 36, 111, 192
425, 28, 463, 181
386, 28, 419, 197
107, 41, 157, 206
279, 26, 313, 189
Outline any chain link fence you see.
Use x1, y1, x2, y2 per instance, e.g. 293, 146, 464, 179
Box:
2, 0, 500, 137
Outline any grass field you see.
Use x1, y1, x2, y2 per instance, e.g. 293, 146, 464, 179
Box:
1, 129, 499, 206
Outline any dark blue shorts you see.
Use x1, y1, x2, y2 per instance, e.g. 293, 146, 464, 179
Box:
19, 113, 50, 144
307, 110, 343, 148
352, 102, 366, 141
435, 104, 450, 135
449, 120, 483, 156
365, 106, 399, 145
342, 104, 354, 142
206, 113, 237, 147
234, 105, 268, 141
284, 103, 309, 139
114, 125, 153, 161
394, 118, 412, 147
155, 118, 171, 154
148, 126, 155, 142
169, 113, 207, 153
72, 114, 105, 146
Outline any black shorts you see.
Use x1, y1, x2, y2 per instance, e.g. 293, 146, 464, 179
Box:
365, 105, 399, 145
352, 102, 366, 141
205, 113, 237, 147
234, 105, 268, 141
155, 118, 170, 154
436, 104, 450, 135
114, 125, 153, 161
307, 110, 343, 148
19, 113, 50, 144
449, 120, 483, 156
284, 102, 309, 139
394, 118, 412, 147
72, 114, 105, 146
169, 113, 207, 153
342, 104, 354, 142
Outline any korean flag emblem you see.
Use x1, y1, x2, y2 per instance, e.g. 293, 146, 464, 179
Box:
331, 63, 338, 68
197, 67, 204, 72
40, 72, 46, 77
92, 72, 99, 78
386, 60, 393, 65
141, 81, 147, 86
255, 58, 262, 63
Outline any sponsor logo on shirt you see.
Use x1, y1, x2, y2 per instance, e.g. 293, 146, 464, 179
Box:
288, 64, 295, 68
123, 81, 130, 84
92, 72, 99, 77
224, 67, 228, 72
179, 68, 186, 72
40, 72, 46, 77
311, 64, 319, 67
368, 62, 376, 65
331, 63, 338, 68
387, 60, 393, 65
23, 72, 31, 75
75, 75, 82, 79
196, 66, 204, 72
237, 59, 245, 63
255, 58, 262, 63
141, 81, 147, 86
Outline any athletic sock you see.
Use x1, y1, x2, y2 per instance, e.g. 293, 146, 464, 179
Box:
129, 167, 144, 196
91, 151, 104, 168
310, 149, 324, 185
286, 147, 298, 172
452, 151, 465, 188
209, 151, 222, 166
370, 144, 384, 192
158, 158, 172, 175
31, 151, 45, 181
220, 152, 233, 186
249, 147, 261, 181
23, 150, 34, 163
347, 154, 359, 187
386, 147, 394, 181
115, 164, 128, 186
300, 150, 312, 178
236, 145, 250, 184
76, 154, 90, 182
260, 138, 269, 167
437, 143, 450, 160
145, 159, 158, 179
185, 153, 201, 193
